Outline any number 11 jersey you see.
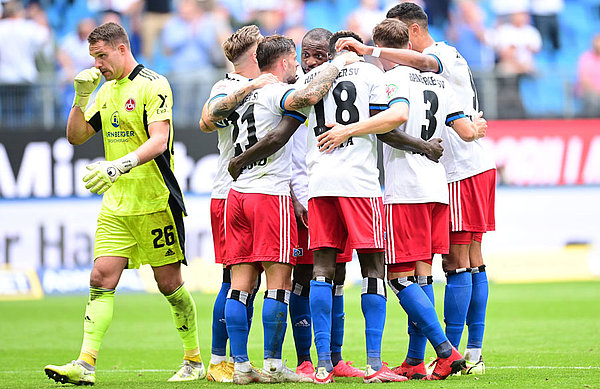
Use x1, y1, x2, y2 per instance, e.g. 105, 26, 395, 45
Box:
304, 61, 389, 199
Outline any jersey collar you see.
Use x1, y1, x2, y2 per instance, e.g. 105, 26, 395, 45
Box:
128, 64, 145, 81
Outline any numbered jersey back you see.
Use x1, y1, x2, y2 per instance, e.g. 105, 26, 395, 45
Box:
304, 61, 388, 199
383, 66, 460, 204
207, 73, 251, 199
229, 82, 306, 196
424, 41, 496, 182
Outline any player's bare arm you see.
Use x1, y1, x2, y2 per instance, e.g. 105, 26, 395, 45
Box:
378, 130, 444, 162
335, 37, 439, 73
200, 73, 279, 133
450, 111, 487, 142
228, 115, 303, 180
284, 52, 360, 110
290, 184, 308, 228
66, 107, 97, 145
317, 102, 409, 153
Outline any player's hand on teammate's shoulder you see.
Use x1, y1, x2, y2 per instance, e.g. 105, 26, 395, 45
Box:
474, 111, 487, 139
228, 157, 243, 181
335, 37, 370, 56
337, 50, 362, 66
317, 123, 351, 153
249, 73, 279, 89
424, 138, 444, 162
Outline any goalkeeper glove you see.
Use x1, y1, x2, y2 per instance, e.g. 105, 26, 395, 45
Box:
83, 152, 139, 194
73, 67, 102, 111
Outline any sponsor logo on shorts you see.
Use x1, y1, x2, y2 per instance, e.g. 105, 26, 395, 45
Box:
165, 248, 175, 257
293, 248, 303, 257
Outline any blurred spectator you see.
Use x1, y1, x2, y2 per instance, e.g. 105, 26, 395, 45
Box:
530, 0, 563, 53
576, 33, 600, 117
141, 0, 172, 62
493, 12, 542, 76
56, 17, 96, 119
245, 0, 286, 36
346, 0, 385, 44
0, 0, 50, 126
490, 0, 528, 23
161, 0, 230, 125
89, 1, 143, 57
447, 0, 495, 71
492, 11, 542, 118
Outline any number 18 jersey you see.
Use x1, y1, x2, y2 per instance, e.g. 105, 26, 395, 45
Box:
229, 82, 307, 196
304, 61, 388, 199
383, 65, 464, 205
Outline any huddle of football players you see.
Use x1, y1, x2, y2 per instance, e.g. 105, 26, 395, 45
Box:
200, 1, 495, 385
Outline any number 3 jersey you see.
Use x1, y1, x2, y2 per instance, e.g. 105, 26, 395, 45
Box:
424, 41, 496, 182
207, 72, 251, 199
383, 65, 465, 205
304, 61, 388, 199
230, 82, 307, 196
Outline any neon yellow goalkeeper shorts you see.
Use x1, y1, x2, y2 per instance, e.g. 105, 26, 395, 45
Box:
94, 206, 186, 269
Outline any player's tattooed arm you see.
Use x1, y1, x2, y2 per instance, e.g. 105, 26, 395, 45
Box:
200, 74, 278, 132
335, 37, 440, 73
228, 115, 303, 180
284, 51, 361, 110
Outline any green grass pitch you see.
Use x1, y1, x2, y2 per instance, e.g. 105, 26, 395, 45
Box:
1, 281, 599, 388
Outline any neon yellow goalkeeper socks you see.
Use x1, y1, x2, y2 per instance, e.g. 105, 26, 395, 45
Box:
165, 284, 201, 362
80, 287, 116, 366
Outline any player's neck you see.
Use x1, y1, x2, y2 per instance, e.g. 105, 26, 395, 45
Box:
421, 34, 436, 50
234, 63, 261, 80
117, 56, 139, 81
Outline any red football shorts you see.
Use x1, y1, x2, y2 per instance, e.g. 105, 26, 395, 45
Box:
226, 190, 298, 265
210, 198, 227, 264
385, 202, 449, 264
450, 231, 484, 245
308, 196, 385, 253
448, 169, 496, 233
296, 222, 353, 264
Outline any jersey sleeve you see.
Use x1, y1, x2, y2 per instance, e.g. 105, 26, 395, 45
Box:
369, 67, 389, 111
424, 44, 451, 79
84, 87, 102, 133
271, 83, 309, 123
385, 68, 410, 107
145, 76, 173, 124
444, 84, 466, 126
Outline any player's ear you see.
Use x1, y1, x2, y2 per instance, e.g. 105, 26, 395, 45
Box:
408, 41, 412, 50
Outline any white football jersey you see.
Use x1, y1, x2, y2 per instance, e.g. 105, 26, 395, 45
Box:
208, 73, 250, 199
383, 65, 465, 204
230, 82, 307, 196
290, 122, 309, 208
304, 61, 388, 198
423, 41, 496, 182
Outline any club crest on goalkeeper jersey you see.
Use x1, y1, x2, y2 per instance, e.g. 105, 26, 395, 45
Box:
84, 64, 185, 216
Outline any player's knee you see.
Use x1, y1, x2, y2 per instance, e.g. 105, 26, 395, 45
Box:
358, 251, 385, 279
157, 279, 183, 296
312, 262, 335, 279
89, 267, 117, 289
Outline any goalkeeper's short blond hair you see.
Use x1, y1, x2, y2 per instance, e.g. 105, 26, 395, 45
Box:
222, 25, 263, 65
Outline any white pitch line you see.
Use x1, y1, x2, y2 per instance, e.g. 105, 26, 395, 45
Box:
5, 366, 600, 374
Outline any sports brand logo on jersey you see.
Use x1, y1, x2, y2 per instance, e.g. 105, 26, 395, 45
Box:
157, 94, 168, 114
110, 111, 119, 128
125, 98, 136, 112
386, 84, 398, 99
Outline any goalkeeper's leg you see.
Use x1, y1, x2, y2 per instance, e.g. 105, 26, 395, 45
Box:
154, 262, 205, 381
45, 257, 127, 385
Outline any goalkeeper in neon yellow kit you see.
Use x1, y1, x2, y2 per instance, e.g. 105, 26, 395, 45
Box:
44, 22, 204, 385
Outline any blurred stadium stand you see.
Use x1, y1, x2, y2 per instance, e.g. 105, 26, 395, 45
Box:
0, 0, 599, 129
